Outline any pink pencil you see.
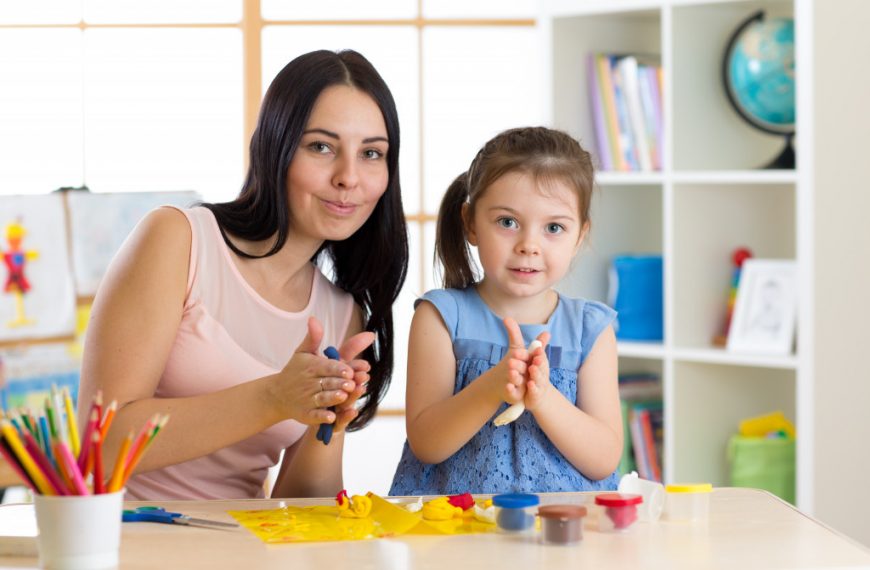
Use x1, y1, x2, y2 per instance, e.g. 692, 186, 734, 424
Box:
56, 441, 89, 495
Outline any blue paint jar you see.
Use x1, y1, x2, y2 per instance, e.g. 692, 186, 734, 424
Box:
492, 493, 540, 534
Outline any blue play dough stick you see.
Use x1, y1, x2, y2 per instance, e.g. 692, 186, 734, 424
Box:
316, 346, 341, 445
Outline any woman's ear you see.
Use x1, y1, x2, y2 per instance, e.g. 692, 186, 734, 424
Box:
462, 203, 479, 246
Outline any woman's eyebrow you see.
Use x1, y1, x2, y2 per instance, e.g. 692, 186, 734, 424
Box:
303, 128, 388, 145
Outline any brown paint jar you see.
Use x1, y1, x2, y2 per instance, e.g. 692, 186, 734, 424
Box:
537, 505, 587, 545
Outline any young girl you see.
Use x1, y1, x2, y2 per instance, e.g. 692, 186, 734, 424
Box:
390, 127, 622, 495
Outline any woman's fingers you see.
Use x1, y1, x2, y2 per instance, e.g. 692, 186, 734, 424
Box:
339, 331, 376, 361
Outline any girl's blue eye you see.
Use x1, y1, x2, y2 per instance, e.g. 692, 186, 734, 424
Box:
497, 217, 518, 229
546, 223, 565, 235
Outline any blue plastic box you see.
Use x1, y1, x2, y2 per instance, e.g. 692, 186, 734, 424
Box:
609, 255, 663, 341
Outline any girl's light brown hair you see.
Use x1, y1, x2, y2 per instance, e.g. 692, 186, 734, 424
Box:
435, 126, 594, 289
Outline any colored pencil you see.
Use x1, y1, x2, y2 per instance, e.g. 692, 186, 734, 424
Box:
0, 437, 37, 493
44, 397, 58, 440
62, 387, 80, 458
21, 431, 68, 495
52, 441, 75, 493
55, 441, 89, 495
0, 420, 55, 495
124, 414, 158, 472
92, 431, 104, 494
37, 415, 54, 467
107, 431, 133, 493
77, 409, 99, 472
99, 400, 117, 440
51, 385, 69, 450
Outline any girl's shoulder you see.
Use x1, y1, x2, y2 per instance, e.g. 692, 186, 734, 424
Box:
414, 287, 487, 341
554, 295, 617, 362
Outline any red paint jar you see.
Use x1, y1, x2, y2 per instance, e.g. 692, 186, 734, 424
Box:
594, 493, 643, 532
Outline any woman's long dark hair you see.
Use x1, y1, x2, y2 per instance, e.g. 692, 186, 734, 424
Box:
202, 50, 408, 430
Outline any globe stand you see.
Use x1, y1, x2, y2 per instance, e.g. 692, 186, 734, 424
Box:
764, 134, 795, 170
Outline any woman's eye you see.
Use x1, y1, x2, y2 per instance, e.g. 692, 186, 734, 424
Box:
497, 217, 518, 229
309, 142, 331, 153
363, 149, 384, 160
546, 223, 565, 235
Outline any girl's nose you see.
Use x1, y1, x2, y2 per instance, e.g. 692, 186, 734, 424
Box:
516, 233, 541, 255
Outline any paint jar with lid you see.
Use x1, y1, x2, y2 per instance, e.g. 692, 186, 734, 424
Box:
594, 493, 642, 532
537, 505, 587, 545
664, 483, 712, 522
492, 493, 539, 534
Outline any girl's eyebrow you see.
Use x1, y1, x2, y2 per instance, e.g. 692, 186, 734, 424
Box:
488, 205, 576, 221
303, 128, 388, 145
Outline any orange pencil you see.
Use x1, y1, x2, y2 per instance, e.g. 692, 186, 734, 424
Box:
52, 441, 75, 493
124, 414, 158, 472
120, 415, 168, 489
107, 431, 133, 493
92, 431, 104, 494
99, 400, 117, 439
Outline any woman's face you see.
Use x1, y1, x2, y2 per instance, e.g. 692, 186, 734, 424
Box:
286, 85, 390, 244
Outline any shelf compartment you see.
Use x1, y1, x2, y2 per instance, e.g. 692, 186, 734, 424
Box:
672, 182, 794, 350
560, 184, 663, 304
670, 361, 795, 486
671, 0, 794, 171
550, 9, 661, 172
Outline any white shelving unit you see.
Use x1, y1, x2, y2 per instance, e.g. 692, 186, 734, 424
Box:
543, 0, 809, 506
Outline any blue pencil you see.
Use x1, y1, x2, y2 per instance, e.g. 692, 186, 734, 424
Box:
316, 346, 340, 445
38, 415, 55, 468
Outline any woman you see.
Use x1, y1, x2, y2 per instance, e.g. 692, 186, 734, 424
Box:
78, 50, 408, 500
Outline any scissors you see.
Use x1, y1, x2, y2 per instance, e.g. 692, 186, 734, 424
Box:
122, 506, 239, 529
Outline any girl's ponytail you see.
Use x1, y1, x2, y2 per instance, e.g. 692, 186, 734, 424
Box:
435, 173, 477, 289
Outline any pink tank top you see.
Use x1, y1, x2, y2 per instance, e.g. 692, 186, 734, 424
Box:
125, 206, 355, 500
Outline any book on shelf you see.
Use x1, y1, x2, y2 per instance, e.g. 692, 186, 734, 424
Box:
618, 373, 663, 482
587, 53, 663, 173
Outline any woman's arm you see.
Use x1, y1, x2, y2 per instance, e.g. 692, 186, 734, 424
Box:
527, 325, 623, 480
271, 305, 373, 498
79, 208, 355, 476
404, 303, 530, 464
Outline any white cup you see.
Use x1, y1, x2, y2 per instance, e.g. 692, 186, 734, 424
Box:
33, 490, 124, 570
618, 471, 664, 522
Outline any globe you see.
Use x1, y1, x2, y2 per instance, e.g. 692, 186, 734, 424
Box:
723, 11, 796, 168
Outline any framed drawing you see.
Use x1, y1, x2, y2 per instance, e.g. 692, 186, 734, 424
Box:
727, 259, 797, 355
0, 194, 76, 342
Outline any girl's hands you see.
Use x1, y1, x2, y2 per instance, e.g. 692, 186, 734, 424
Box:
269, 317, 374, 427
524, 338, 551, 410
497, 318, 532, 405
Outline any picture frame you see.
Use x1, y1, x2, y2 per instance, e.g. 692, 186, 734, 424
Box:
727, 259, 797, 355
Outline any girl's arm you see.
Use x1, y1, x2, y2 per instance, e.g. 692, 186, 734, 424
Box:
271, 306, 373, 498
404, 302, 529, 464
527, 325, 623, 480
79, 208, 357, 476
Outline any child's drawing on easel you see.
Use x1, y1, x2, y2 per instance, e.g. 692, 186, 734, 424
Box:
0, 194, 75, 342
2, 218, 39, 327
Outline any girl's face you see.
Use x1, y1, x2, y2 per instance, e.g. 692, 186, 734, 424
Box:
286, 85, 390, 244
465, 170, 586, 305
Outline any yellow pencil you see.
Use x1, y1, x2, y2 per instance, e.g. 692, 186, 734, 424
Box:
107, 431, 133, 493
0, 420, 55, 495
62, 387, 80, 458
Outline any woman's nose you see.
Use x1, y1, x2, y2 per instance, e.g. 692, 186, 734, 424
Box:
332, 153, 359, 190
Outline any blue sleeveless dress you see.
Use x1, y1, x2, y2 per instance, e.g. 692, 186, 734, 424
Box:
389, 287, 620, 496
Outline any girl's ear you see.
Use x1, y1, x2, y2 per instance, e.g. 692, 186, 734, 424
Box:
573, 221, 590, 256
463, 203, 479, 246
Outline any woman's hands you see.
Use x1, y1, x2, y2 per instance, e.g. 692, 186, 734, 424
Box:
268, 317, 374, 429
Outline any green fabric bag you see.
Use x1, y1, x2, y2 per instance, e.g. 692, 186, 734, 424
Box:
728, 435, 796, 504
